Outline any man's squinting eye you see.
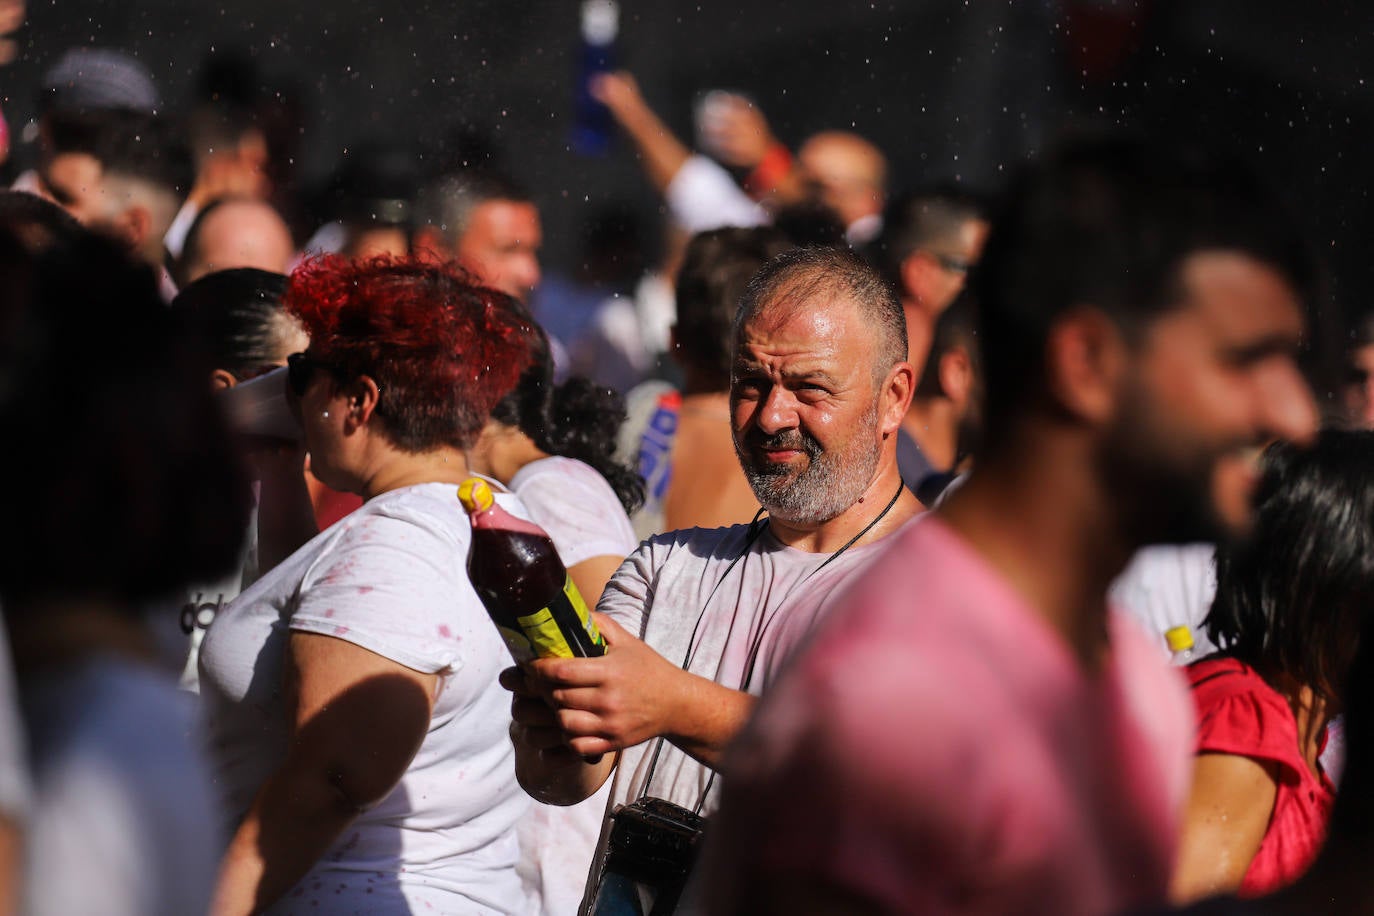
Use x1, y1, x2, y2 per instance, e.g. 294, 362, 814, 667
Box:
734, 376, 766, 394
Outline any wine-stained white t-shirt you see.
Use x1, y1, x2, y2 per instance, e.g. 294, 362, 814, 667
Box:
580, 520, 903, 913
199, 481, 530, 914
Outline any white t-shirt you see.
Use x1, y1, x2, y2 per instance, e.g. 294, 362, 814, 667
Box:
580, 521, 903, 913
198, 481, 530, 914
509, 456, 637, 571
508, 455, 639, 916
664, 155, 769, 234
1110, 544, 1218, 663
22, 656, 219, 916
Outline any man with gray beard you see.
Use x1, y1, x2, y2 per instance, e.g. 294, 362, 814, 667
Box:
500, 246, 921, 915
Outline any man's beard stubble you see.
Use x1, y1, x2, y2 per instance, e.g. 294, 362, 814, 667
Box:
736, 403, 882, 526
1098, 382, 1250, 549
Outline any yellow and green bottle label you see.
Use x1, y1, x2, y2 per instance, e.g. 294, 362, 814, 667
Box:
498, 574, 606, 662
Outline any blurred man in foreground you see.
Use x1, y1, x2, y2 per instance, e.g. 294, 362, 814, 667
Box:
704, 138, 1320, 916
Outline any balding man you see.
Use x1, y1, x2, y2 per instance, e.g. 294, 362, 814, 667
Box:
501, 246, 920, 914
796, 131, 887, 244
176, 197, 294, 285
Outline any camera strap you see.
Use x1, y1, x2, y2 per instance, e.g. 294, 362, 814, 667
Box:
639, 479, 905, 814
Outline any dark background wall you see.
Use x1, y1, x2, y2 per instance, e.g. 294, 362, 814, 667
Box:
4, 0, 1373, 340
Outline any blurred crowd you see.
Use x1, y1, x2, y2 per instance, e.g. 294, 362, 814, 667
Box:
2, 28, 1374, 916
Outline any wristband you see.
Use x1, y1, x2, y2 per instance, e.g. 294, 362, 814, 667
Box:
743, 143, 793, 198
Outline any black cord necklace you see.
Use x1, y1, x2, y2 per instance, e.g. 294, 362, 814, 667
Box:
641, 477, 908, 808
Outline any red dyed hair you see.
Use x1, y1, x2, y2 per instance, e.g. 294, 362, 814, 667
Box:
285, 254, 535, 452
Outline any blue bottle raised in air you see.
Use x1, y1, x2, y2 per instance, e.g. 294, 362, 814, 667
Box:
572, 0, 619, 156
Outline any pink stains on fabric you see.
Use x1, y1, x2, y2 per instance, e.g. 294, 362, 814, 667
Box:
437, 624, 452, 638
323, 608, 335, 618
358, 586, 374, 595
334, 625, 350, 636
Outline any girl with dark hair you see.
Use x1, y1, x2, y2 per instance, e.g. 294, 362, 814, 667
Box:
198, 255, 539, 915
170, 268, 315, 690
1172, 430, 1374, 901
469, 310, 642, 607
171, 268, 306, 386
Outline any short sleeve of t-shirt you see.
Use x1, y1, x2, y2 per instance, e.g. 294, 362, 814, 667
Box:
592, 536, 663, 638
509, 457, 638, 570
1189, 658, 1303, 781
289, 508, 467, 674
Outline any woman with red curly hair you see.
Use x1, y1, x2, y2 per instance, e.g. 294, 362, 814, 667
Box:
198, 255, 538, 915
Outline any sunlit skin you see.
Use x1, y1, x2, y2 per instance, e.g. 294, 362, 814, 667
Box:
39, 151, 106, 225
901, 215, 990, 378
498, 282, 916, 811
290, 369, 352, 495
1129, 251, 1317, 538
730, 295, 909, 544
930, 251, 1317, 680
917, 217, 989, 317
455, 200, 542, 302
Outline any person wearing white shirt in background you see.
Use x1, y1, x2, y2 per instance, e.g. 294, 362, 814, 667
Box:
589, 70, 889, 245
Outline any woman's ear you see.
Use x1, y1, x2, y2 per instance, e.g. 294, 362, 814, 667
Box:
343, 375, 383, 430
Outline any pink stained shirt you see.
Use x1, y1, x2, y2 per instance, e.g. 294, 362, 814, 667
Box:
703, 517, 1196, 916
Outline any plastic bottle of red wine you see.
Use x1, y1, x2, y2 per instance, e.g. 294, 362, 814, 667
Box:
457, 477, 606, 662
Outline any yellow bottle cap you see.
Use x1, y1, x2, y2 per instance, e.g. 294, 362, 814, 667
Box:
457, 477, 494, 513
1164, 625, 1195, 653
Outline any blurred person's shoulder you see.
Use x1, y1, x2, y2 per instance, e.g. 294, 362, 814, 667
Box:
23, 657, 217, 916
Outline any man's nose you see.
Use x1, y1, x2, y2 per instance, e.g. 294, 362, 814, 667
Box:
1258, 360, 1319, 448
755, 385, 799, 435
518, 254, 541, 295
